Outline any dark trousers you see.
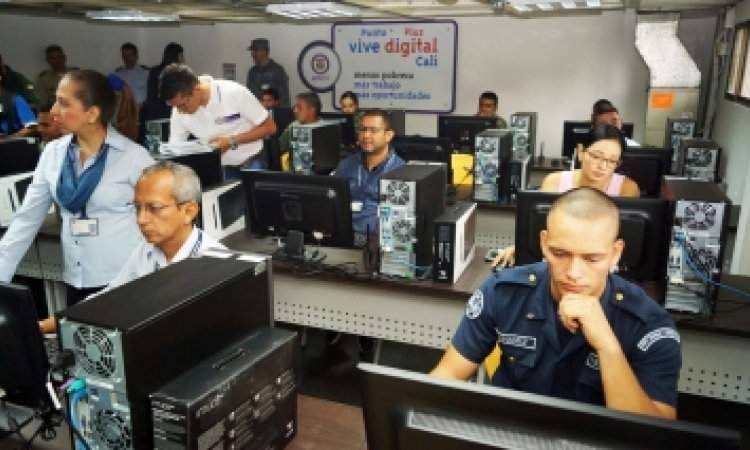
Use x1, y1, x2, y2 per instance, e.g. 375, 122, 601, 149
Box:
65, 284, 106, 307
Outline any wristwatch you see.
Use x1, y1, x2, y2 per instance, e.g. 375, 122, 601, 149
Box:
229, 136, 238, 150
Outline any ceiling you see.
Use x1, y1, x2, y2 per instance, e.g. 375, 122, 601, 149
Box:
0, 0, 738, 23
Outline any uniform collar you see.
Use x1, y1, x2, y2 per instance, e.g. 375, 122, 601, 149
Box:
61, 125, 127, 153
200, 75, 220, 108
360, 148, 395, 173
146, 226, 202, 268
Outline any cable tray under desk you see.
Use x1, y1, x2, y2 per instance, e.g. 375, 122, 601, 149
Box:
273, 273, 464, 349
678, 329, 750, 405
475, 233, 514, 250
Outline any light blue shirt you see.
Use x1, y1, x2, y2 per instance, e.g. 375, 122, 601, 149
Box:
115, 64, 149, 104
0, 126, 154, 287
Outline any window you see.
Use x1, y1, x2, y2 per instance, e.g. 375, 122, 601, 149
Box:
726, 21, 750, 105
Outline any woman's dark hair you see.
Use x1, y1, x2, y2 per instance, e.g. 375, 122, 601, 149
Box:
586, 123, 626, 156
64, 70, 117, 126
340, 91, 359, 106
161, 42, 184, 66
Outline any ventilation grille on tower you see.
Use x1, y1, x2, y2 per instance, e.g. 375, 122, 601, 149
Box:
73, 326, 117, 379
683, 202, 716, 231
686, 148, 713, 167
92, 409, 132, 450
391, 219, 414, 244
385, 181, 410, 205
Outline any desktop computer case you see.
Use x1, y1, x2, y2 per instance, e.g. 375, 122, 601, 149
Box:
151, 328, 297, 450
473, 130, 513, 203
665, 118, 697, 174
676, 138, 721, 182
57, 255, 274, 449
433, 201, 477, 284
291, 121, 341, 175
664, 179, 730, 316
510, 112, 537, 164
201, 181, 246, 241
378, 165, 445, 279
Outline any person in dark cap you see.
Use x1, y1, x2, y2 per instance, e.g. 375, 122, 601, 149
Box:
591, 99, 639, 146
247, 38, 290, 108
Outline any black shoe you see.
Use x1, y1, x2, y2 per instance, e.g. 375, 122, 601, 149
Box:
326, 331, 342, 346
358, 336, 375, 354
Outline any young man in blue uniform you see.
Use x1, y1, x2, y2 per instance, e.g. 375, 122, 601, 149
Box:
432, 187, 681, 419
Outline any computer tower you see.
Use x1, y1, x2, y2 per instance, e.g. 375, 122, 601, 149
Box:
433, 202, 477, 284
664, 179, 730, 316
510, 112, 537, 163
676, 138, 721, 182
0, 172, 33, 227
201, 181, 246, 241
508, 154, 531, 202
57, 255, 274, 449
378, 165, 445, 279
385, 109, 406, 136
291, 121, 342, 175
665, 118, 696, 174
472, 130, 513, 203
145, 119, 171, 154
153, 149, 224, 191
151, 328, 297, 450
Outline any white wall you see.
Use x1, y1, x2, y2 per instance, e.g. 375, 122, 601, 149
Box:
0, 10, 656, 157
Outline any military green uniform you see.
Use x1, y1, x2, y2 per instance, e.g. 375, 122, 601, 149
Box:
1, 65, 41, 110
35, 67, 77, 106
496, 116, 508, 129
278, 120, 299, 169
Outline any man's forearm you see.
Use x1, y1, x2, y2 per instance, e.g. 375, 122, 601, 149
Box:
598, 346, 673, 418
236, 118, 276, 145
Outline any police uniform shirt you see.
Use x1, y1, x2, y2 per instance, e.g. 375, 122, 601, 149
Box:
169, 75, 270, 167
36, 67, 77, 106
246, 59, 290, 108
333, 150, 405, 234
115, 64, 149, 104
453, 262, 681, 407
91, 227, 226, 298
0, 93, 37, 134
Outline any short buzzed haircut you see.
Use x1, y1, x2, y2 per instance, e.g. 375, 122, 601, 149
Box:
46, 45, 64, 55
361, 108, 393, 131
262, 88, 279, 101
121, 42, 138, 54
140, 160, 202, 204
479, 91, 498, 106
297, 92, 321, 117
548, 187, 620, 240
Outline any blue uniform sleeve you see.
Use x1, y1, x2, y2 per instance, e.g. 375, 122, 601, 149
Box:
0, 148, 56, 281
14, 95, 37, 127
629, 320, 682, 407
452, 276, 500, 364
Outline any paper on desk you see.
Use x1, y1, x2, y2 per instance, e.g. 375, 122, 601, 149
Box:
237, 254, 266, 263
201, 250, 233, 259
159, 141, 215, 155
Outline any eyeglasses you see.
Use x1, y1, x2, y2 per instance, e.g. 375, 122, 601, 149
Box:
585, 151, 620, 168
358, 126, 384, 135
126, 202, 185, 216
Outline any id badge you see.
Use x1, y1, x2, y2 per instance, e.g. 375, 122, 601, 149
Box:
352, 201, 363, 212
71, 218, 99, 236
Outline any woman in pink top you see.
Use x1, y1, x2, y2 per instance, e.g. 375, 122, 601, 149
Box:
492, 123, 640, 268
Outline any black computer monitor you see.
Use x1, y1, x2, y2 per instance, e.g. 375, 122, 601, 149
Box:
320, 112, 357, 148
618, 147, 673, 198
0, 138, 40, 178
391, 136, 453, 185
270, 107, 295, 140
154, 150, 224, 190
359, 363, 740, 450
437, 115, 497, 153
240, 170, 354, 247
562, 121, 634, 159
384, 109, 406, 136
0, 283, 51, 416
515, 191, 671, 287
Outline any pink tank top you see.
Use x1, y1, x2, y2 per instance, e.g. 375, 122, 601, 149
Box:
558, 171, 624, 196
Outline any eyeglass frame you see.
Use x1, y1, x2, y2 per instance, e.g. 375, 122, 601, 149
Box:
583, 149, 621, 168
126, 201, 189, 216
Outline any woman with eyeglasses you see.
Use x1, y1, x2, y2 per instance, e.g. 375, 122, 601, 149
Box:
491, 123, 640, 268
0, 69, 153, 307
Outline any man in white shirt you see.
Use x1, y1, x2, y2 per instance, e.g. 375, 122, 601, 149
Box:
40, 160, 226, 333
160, 64, 277, 179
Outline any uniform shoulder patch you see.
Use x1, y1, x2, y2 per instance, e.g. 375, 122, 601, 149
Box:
465, 290, 484, 319
637, 327, 680, 352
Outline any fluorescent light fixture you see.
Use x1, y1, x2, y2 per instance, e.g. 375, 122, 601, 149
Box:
266, 2, 360, 19
561, 2, 576, 8
536, 2, 552, 10
85, 9, 179, 21
586, 0, 601, 6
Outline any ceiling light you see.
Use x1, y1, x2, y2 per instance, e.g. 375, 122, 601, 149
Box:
85, 9, 179, 21
561, 2, 576, 8
266, 2, 360, 19
536, 3, 552, 10
586, 0, 601, 6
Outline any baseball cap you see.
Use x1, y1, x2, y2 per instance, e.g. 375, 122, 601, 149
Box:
248, 39, 270, 51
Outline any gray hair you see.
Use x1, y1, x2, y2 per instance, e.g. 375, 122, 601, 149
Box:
140, 160, 202, 204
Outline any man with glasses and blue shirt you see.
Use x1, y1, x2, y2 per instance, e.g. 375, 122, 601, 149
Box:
40, 161, 226, 333
159, 64, 277, 179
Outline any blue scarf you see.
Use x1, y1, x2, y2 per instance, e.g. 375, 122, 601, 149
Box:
56, 141, 111, 215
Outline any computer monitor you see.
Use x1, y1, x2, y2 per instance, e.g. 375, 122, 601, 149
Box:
0, 283, 51, 420
320, 112, 357, 148
240, 170, 354, 247
154, 150, 224, 190
0, 137, 39, 178
384, 109, 406, 136
437, 115, 497, 154
515, 191, 671, 288
562, 121, 634, 159
270, 107, 295, 140
359, 363, 741, 450
391, 136, 453, 185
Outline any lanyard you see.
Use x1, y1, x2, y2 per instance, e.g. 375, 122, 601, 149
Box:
154, 231, 204, 272
358, 152, 395, 187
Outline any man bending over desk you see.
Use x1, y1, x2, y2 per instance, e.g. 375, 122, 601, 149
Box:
40, 161, 226, 333
431, 187, 681, 419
